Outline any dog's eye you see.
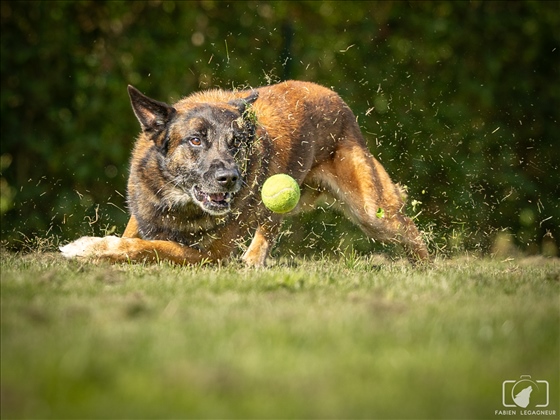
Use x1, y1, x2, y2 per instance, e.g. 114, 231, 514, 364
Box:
188, 137, 202, 147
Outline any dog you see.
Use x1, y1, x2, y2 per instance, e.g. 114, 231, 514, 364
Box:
60, 80, 429, 266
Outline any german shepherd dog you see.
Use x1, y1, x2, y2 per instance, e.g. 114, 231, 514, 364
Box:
61, 81, 429, 266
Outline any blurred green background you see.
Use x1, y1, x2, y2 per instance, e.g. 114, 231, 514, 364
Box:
1, 1, 558, 256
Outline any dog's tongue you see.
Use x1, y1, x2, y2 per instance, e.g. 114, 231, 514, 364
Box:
209, 193, 226, 202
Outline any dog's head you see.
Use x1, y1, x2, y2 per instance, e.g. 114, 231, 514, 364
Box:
128, 85, 258, 216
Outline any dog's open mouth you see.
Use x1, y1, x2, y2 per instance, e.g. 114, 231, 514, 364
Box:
192, 186, 234, 215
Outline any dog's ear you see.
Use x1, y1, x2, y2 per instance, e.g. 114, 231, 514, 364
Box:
127, 85, 176, 133
229, 91, 259, 114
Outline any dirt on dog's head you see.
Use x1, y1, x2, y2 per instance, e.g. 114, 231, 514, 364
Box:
127, 86, 258, 216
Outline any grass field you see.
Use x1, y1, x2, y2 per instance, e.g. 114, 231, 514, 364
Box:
1, 251, 558, 419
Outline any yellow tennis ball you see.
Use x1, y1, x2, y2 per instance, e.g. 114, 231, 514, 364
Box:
261, 174, 300, 213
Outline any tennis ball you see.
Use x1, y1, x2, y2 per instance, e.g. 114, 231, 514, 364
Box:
261, 174, 300, 213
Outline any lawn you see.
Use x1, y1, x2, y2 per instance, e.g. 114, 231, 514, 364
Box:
1, 251, 558, 419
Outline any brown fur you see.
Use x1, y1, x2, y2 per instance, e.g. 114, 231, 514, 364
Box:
60, 81, 429, 266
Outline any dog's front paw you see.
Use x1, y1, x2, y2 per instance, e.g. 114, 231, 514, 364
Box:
60, 236, 120, 259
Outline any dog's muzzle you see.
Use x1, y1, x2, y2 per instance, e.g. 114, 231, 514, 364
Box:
191, 168, 241, 215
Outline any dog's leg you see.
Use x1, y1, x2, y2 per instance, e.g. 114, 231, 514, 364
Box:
122, 216, 141, 238
308, 142, 429, 263
60, 236, 232, 265
242, 222, 282, 267
242, 228, 271, 267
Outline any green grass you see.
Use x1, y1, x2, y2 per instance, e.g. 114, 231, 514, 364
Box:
1, 251, 558, 419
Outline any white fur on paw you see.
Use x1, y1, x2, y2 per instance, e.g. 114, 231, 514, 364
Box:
59, 236, 119, 258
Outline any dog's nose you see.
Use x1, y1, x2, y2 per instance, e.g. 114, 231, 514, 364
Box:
214, 168, 240, 189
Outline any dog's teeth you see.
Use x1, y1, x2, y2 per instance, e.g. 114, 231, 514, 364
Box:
225, 194, 232, 203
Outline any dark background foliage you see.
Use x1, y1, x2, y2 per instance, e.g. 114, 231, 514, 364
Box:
1, 1, 558, 257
